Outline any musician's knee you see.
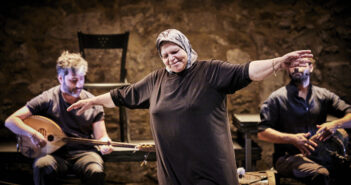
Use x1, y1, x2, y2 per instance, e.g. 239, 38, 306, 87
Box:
311, 168, 330, 185
33, 155, 57, 171
84, 162, 104, 175
315, 167, 329, 177
86, 152, 103, 164
76, 152, 104, 175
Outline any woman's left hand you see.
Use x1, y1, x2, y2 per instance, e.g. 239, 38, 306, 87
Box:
67, 98, 94, 115
279, 50, 313, 70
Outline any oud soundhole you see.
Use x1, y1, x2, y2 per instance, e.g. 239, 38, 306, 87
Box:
47, 135, 54, 141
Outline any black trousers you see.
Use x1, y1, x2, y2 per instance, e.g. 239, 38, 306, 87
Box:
33, 149, 105, 185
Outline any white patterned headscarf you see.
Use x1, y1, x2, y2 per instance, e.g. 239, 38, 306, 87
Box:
156, 29, 198, 73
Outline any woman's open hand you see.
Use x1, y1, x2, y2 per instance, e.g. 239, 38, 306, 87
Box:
279, 50, 313, 70
67, 98, 94, 115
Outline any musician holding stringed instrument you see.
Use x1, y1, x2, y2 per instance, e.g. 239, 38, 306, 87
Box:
257, 57, 351, 185
5, 51, 113, 185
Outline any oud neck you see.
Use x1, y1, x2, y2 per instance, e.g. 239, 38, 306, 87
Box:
62, 137, 137, 148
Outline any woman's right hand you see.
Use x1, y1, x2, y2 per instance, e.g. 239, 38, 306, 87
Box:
67, 98, 94, 115
279, 50, 313, 70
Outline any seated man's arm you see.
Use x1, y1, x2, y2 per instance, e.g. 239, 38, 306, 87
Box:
316, 113, 351, 141
258, 128, 317, 156
93, 120, 113, 155
316, 89, 351, 141
5, 106, 46, 147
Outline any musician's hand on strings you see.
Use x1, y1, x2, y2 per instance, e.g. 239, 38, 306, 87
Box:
67, 99, 94, 115
97, 137, 113, 155
30, 132, 47, 148
291, 132, 317, 156
99, 145, 113, 155
316, 122, 337, 142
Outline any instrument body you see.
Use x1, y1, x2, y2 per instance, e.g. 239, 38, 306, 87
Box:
308, 129, 350, 170
17, 116, 155, 158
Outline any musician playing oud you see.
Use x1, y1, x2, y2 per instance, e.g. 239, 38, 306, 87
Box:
257, 58, 351, 185
5, 51, 113, 185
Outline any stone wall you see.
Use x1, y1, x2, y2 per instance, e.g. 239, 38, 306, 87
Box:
1, 0, 351, 184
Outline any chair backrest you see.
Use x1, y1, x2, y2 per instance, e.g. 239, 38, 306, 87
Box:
77, 31, 130, 142
77, 31, 129, 82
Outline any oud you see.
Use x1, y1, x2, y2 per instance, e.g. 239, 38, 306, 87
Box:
17, 115, 155, 158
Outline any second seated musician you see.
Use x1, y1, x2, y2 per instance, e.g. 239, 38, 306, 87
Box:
257, 58, 351, 185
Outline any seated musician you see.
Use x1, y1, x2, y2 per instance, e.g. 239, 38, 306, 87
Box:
5, 51, 113, 185
257, 57, 351, 185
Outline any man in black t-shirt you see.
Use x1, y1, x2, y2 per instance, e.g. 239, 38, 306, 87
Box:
257, 58, 351, 185
5, 51, 113, 185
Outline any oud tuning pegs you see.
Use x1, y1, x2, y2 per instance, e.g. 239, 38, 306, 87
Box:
140, 160, 148, 167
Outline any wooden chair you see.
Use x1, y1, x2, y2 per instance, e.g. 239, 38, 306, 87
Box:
77, 31, 130, 142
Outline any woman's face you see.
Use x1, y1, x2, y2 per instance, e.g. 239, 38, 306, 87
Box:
160, 42, 188, 73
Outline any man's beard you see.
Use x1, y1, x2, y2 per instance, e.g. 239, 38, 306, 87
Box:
289, 70, 310, 85
62, 81, 82, 98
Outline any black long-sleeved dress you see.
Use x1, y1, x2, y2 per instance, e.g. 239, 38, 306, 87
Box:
110, 60, 251, 185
